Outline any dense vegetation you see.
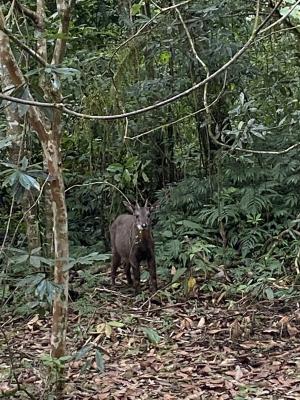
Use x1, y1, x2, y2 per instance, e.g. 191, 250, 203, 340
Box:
1, 0, 300, 397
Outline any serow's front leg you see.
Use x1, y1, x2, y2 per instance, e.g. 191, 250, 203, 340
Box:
130, 256, 141, 295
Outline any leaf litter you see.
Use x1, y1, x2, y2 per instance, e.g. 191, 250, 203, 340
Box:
1, 288, 300, 399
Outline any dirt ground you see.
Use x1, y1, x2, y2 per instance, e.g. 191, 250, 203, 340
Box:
1, 286, 300, 399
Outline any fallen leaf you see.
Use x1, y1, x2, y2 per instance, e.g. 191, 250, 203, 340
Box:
234, 365, 243, 381
197, 316, 205, 328
287, 323, 299, 337
230, 319, 241, 339
187, 276, 197, 292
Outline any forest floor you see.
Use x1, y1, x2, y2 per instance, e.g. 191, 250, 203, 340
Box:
1, 273, 300, 400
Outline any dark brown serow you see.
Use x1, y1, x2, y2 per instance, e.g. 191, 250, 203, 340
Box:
110, 200, 158, 293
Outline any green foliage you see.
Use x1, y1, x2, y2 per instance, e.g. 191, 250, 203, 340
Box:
0, 157, 44, 202
2, 0, 300, 307
155, 141, 300, 298
142, 327, 161, 344
2, 248, 109, 315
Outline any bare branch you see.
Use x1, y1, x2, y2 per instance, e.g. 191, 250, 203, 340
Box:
260, 0, 299, 33
4, 0, 40, 26
65, 180, 131, 203
0, 14, 49, 143
1, 25, 48, 66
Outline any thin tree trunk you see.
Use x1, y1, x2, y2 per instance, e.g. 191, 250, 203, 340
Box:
36, 0, 53, 260
0, 5, 71, 394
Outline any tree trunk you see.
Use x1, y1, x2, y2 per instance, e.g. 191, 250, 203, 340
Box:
48, 143, 69, 392
0, 9, 70, 394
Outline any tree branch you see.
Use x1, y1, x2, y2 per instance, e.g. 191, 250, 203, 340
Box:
4, 0, 40, 26
1, 25, 48, 66
0, 0, 298, 122
0, 12, 49, 143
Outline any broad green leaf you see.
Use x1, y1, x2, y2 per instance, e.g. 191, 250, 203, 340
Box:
178, 220, 202, 230
187, 276, 197, 292
31, 247, 42, 255
17, 273, 45, 287
167, 239, 181, 259
29, 255, 41, 269
107, 163, 123, 173
123, 169, 131, 183
142, 171, 149, 182
0, 137, 12, 149
20, 157, 29, 170
171, 267, 186, 283
62, 260, 77, 272
74, 344, 93, 360
159, 50, 171, 64
265, 287, 274, 301
52, 67, 80, 76
17, 102, 29, 117
3, 171, 20, 187
0, 161, 18, 169
58, 355, 72, 363
18, 173, 40, 191
131, 3, 141, 15
142, 327, 161, 344
108, 321, 124, 328
104, 323, 112, 338
14, 254, 29, 264
161, 230, 173, 238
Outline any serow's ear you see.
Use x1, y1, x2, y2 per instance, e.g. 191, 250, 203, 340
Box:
123, 201, 134, 214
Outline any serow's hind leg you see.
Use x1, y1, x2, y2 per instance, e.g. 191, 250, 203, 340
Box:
124, 262, 133, 286
111, 252, 121, 286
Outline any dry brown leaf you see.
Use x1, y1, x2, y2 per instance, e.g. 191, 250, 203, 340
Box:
105, 324, 112, 338
95, 323, 105, 333
234, 365, 243, 381
230, 319, 241, 339
26, 314, 39, 331
287, 322, 299, 337
219, 358, 236, 366
202, 365, 212, 373
197, 316, 205, 328
280, 315, 290, 324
